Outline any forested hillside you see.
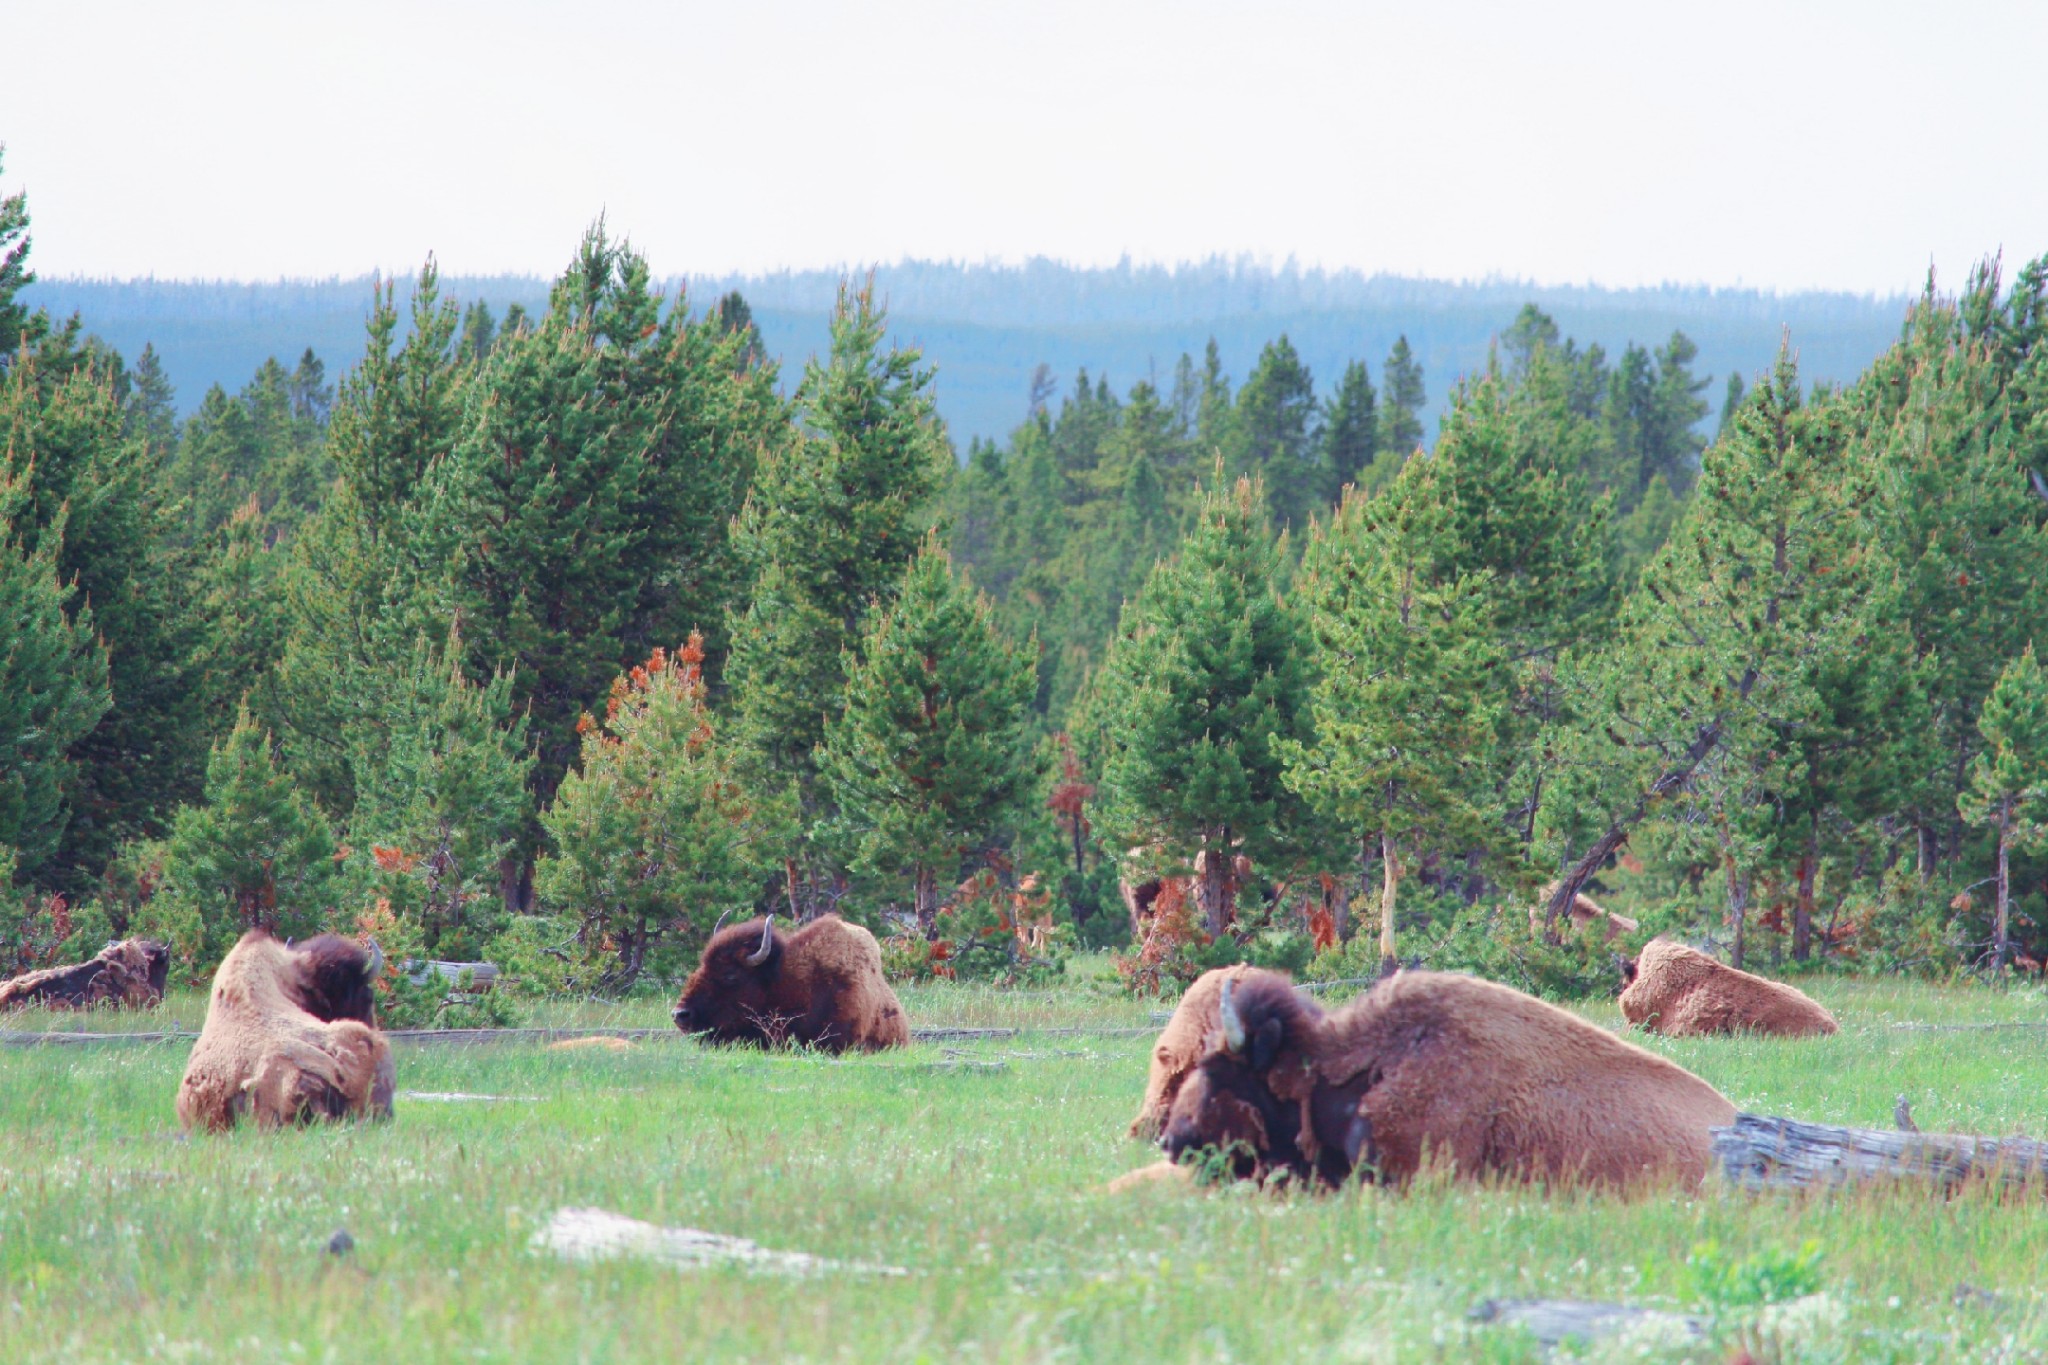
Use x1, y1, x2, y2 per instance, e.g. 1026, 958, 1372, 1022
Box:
7, 144, 2048, 1008
27, 261, 1907, 446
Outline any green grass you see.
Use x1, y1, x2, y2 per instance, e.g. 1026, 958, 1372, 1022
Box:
5, 971, 2048, 1362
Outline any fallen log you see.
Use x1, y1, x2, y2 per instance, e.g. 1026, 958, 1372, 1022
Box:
405, 960, 501, 990
1469, 1298, 1703, 1347
1713, 1112, 2048, 1195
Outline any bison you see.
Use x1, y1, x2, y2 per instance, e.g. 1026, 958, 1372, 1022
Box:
1529, 884, 1639, 942
176, 931, 396, 1133
1619, 937, 1839, 1038
0, 938, 170, 1011
672, 915, 908, 1052
1160, 968, 1736, 1191
1129, 964, 1324, 1140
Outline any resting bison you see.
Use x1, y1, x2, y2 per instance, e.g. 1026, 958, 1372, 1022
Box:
673, 915, 908, 1052
1129, 965, 1324, 1140
1161, 968, 1736, 1191
0, 938, 169, 1011
1529, 885, 1639, 942
177, 932, 395, 1133
1619, 938, 1838, 1038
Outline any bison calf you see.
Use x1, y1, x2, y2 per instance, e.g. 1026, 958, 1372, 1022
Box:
1161, 968, 1736, 1191
0, 938, 169, 1011
673, 915, 908, 1052
177, 932, 395, 1133
1619, 938, 1838, 1038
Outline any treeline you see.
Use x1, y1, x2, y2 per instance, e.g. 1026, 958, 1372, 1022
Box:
6, 145, 2048, 1000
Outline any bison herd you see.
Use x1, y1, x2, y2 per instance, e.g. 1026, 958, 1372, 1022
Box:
5, 917, 1841, 1199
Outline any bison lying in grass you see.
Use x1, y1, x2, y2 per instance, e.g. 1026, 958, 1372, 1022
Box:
1129, 964, 1324, 1140
673, 915, 908, 1052
177, 932, 395, 1132
1619, 937, 1839, 1038
1159, 968, 1736, 1191
0, 938, 169, 1011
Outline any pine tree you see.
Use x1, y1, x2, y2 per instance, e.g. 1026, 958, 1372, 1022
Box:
1643, 331, 1711, 495
713, 290, 769, 371
1082, 474, 1319, 935
124, 343, 177, 456
1196, 339, 1233, 456
727, 276, 950, 910
346, 627, 534, 959
1231, 335, 1320, 529
1961, 646, 2048, 970
1377, 335, 1426, 458
818, 537, 1036, 935
152, 708, 339, 968
1286, 460, 1509, 971
536, 636, 787, 989
1717, 372, 1746, 440
458, 300, 497, 365
0, 471, 110, 874
1319, 358, 1378, 499
0, 144, 36, 363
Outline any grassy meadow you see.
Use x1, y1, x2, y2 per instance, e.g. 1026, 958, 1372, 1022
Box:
6, 971, 2048, 1363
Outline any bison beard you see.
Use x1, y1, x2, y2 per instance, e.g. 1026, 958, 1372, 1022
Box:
176, 932, 395, 1133
672, 915, 908, 1053
1160, 968, 1736, 1192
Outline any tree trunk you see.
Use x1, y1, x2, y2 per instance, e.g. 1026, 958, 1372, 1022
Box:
1378, 831, 1402, 976
1331, 879, 1352, 945
1195, 838, 1234, 938
1792, 814, 1818, 962
1726, 860, 1751, 971
1917, 824, 1934, 883
915, 864, 941, 941
1994, 803, 2012, 971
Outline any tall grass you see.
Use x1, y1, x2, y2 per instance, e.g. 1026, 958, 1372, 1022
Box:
3, 975, 2046, 1361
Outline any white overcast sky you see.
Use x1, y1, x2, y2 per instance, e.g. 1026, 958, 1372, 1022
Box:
3, 0, 2042, 294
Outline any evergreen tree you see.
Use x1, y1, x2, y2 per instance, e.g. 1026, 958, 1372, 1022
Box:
713, 290, 769, 371
1961, 646, 2048, 970
124, 343, 177, 455
1082, 474, 1319, 935
1501, 304, 1562, 377
150, 708, 339, 968
0, 472, 110, 874
1, 354, 204, 889
289, 347, 333, 427
727, 276, 950, 911
537, 635, 787, 989
0, 145, 35, 364
819, 536, 1036, 935
1195, 339, 1233, 456
458, 300, 497, 366
1377, 335, 1426, 458
192, 497, 287, 738
1319, 358, 1378, 499
1718, 371, 1746, 440
347, 627, 534, 959
1231, 335, 1320, 528
1286, 460, 1510, 971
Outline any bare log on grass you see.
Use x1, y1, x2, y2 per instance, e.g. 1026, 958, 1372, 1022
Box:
405, 960, 501, 990
1713, 1112, 2048, 1195
1469, 1299, 1704, 1347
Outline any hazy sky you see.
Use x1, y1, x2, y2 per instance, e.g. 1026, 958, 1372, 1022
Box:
4, 0, 2042, 293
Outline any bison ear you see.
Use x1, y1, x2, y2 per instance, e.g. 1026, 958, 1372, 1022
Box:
1616, 952, 1637, 988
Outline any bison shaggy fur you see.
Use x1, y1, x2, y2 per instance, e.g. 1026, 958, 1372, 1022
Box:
1619, 937, 1838, 1038
1129, 965, 1324, 1140
176, 932, 395, 1133
1161, 968, 1737, 1191
673, 915, 908, 1052
0, 938, 169, 1011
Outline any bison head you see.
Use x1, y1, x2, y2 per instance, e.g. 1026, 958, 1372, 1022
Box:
286, 935, 383, 1025
674, 916, 786, 1045
1161, 971, 1369, 1187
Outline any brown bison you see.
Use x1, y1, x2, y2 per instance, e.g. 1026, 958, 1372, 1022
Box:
177, 932, 395, 1133
0, 938, 170, 1011
673, 915, 908, 1052
1129, 964, 1325, 1140
1160, 968, 1736, 1191
1619, 938, 1838, 1038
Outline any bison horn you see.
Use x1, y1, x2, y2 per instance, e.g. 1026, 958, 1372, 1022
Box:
366, 940, 384, 979
710, 910, 733, 939
1218, 977, 1247, 1055
744, 915, 775, 967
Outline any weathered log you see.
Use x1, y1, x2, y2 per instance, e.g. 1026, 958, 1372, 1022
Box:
404, 960, 501, 990
1713, 1111, 2048, 1195
1468, 1298, 1704, 1346
0, 939, 169, 1011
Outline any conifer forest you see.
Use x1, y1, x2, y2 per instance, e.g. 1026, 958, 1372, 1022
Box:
5, 140, 2048, 1009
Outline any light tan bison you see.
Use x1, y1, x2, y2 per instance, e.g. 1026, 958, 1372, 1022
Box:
0, 938, 169, 1011
1160, 968, 1737, 1191
177, 932, 395, 1133
673, 915, 908, 1052
1129, 964, 1325, 1139
1619, 937, 1838, 1038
